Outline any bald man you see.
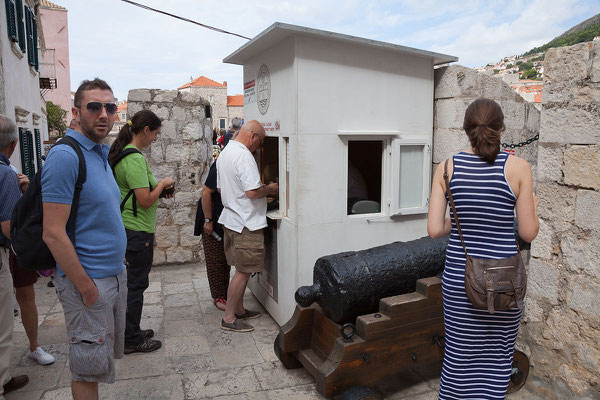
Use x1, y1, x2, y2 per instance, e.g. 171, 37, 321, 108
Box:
216, 120, 278, 332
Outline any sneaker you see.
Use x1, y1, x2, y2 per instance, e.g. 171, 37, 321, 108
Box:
28, 347, 55, 365
3, 375, 29, 394
124, 339, 162, 354
221, 318, 254, 332
142, 329, 154, 339
234, 309, 262, 320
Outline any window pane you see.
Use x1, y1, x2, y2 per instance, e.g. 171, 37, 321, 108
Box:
348, 140, 382, 215
399, 145, 424, 209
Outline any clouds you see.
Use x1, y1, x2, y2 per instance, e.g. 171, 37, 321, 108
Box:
58, 0, 598, 101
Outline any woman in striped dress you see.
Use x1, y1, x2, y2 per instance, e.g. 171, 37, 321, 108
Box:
427, 98, 539, 399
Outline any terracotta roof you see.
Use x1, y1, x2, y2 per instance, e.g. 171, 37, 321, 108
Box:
117, 102, 127, 112
40, 0, 66, 10
534, 94, 542, 103
178, 76, 226, 90
227, 95, 243, 106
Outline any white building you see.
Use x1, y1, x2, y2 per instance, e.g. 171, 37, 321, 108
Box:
224, 22, 457, 325
1, 0, 48, 178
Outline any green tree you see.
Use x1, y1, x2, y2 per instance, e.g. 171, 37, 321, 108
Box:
518, 61, 534, 71
493, 69, 500, 74
506, 63, 513, 69
520, 68, 538, 80
46, 101, 67, 138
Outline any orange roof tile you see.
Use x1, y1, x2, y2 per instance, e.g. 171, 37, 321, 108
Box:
178, 76, 226, 90
534, 94, 542, 103
40, 0, 66, 10
227, 95, 243, 106
117, 102, 127, 112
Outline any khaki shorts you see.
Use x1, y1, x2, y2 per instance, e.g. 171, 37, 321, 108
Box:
52, 269, 127, 384
223, 227, 265, 274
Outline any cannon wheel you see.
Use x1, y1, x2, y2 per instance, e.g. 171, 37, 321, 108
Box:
273, 335, 302, 369
507, 350, 530, 394
339, 386, 382, 400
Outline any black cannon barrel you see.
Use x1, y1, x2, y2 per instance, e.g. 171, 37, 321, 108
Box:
295, 236, 449, 323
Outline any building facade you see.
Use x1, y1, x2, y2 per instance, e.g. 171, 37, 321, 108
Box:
1, 0, 48, 178
39, 0, 71, 122
177, 76, 243, 131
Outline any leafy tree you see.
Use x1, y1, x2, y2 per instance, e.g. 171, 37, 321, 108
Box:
523, 20, 600, 56
516, 60, 523, 65
493, 69, 500, 74
518, 61, 534, 71
46, 101, 67, 138
506, 63, 513, 69
520, 68, 539, 80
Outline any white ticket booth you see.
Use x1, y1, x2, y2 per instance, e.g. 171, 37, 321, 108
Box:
224, 23, 457, 325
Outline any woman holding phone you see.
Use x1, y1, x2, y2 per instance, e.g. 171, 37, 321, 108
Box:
108, 110, 174, 354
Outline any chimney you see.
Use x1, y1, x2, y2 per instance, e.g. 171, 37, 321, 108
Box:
223, 81, 227, 86
190, 76, 193, 83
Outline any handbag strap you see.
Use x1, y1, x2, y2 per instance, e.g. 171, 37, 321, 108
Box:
443, 159, 469, 259
443, 158, 520, 254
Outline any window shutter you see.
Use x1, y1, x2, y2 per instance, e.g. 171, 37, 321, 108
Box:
32, 12, 38, 70
4, 0, 17, 41
18, 128, 35, 180
15, 0, 25, 52
25, 6, 35, 66
34, 129, 42, 170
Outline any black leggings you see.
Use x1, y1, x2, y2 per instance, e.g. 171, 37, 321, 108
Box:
124, 229, 154, 346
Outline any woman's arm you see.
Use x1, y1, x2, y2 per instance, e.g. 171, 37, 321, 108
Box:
201, 185, 214, 235
514, 159, 539, 242
427, 161, 452, 238
133, 177, 174, 209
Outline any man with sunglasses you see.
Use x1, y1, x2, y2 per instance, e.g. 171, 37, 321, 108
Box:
41, 78, 127, 400
216, 120, 278, 332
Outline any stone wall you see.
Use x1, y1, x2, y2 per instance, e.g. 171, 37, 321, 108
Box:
183, 86, 228, 131
127, 89, 213, 265
433, 64, 540, 168
519, 41, 600, 399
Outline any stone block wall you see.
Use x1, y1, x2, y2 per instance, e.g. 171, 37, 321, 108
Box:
127, 89, 213, 265
433, 65, 540, 168
518, 41, 600, 399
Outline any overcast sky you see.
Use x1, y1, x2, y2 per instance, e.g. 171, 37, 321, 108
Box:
58, 0, 599, 102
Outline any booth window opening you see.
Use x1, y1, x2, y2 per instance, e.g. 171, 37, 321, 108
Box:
347, 140, 382, 215
260, 136, 280, 214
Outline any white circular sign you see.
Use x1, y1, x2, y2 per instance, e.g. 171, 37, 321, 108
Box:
257, 64, 271, 115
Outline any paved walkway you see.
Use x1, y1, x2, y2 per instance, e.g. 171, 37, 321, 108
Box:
6, 263, 544, 399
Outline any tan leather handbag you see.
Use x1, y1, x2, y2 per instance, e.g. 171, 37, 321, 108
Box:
443, 159, 526, 314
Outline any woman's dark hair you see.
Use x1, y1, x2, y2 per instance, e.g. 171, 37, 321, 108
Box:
108, 110, 161, 164
463, 98, 505, 164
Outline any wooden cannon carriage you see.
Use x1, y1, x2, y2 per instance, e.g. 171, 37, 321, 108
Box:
274, 237, 530, 399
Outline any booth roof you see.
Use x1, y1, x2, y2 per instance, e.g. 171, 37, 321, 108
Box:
223, 22, 458, 66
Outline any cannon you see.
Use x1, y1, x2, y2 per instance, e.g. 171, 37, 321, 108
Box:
275, 236, 530, 399
295, 236, 449, 323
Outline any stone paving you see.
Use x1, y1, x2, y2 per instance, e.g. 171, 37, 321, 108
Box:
5, 263, 545, 399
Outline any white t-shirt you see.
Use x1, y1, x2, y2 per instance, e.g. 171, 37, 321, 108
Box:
216, 140, 267, 233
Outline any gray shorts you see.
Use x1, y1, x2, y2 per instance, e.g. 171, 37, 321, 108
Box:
53, 269, 127, 384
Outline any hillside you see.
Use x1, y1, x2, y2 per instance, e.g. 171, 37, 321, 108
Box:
523, 13, 600, 56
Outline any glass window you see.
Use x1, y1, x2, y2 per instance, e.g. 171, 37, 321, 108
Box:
347, 140, 382, 215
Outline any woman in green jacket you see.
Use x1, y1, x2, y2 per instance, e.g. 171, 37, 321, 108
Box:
108, 110, 174, 354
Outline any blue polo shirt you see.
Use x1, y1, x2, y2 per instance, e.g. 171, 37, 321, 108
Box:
0, 153, 21, 246
41, 129, 126, 278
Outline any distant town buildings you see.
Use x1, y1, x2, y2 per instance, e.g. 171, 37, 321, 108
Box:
476, 53, 544, 108
177, 76, 243, 131
1, 0, 48, 179
39, 0, 71, 122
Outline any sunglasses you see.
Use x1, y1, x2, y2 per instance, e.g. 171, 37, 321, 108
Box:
80, 102, 118, 115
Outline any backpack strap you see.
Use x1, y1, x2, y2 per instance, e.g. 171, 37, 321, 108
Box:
109, 148, 146, 218
54, 136, 87, 245
443, 158, 469, 259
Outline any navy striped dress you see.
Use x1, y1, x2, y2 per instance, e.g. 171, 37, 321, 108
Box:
438, 151, 521, 400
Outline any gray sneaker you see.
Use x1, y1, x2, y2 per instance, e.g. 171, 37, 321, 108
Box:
221, 318, 254, 332
234, 309, 262, 320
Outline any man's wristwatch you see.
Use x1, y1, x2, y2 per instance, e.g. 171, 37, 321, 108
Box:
204, 218, 212, 223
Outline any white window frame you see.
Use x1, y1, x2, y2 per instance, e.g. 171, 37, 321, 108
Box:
340, 134, 392, 218
390, 136, 432, 215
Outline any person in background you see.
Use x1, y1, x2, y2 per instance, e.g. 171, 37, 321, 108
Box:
216, 120, 278, 332
108, 110, 174, 355
194, 134, 232, 311
42, 78, 128, 400
0, 114, 30, 397
427, 98, 539, 399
